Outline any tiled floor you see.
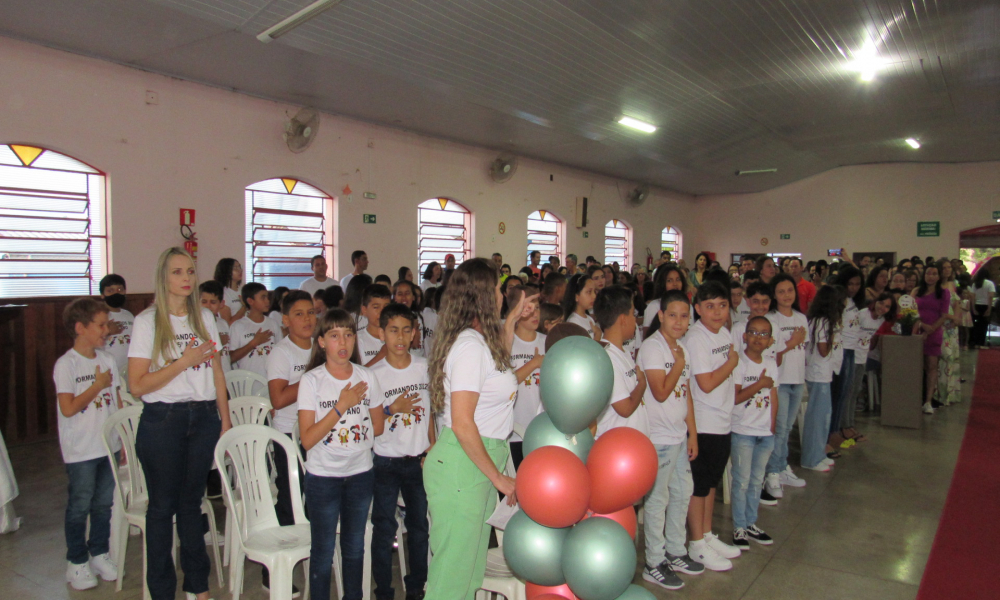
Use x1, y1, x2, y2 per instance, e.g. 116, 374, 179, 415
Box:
0, 352, 976, 599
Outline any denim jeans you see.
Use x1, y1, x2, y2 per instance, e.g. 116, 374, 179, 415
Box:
766, 383, 805, 475
840, 366, 867, 429
802, 381, 832, 468
64, 453, 118, 564
730, 434, 774, 530
372, 454, 429, 599
135, 401, 221, 600
830, 350, 855, 435
306, 469, 374, 600
642, 440, 693, 565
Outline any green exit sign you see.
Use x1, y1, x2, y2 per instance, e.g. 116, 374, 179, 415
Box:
583, 231, 589, 238
917, 221, 939, 237
363, 214, 376, 224
993, 210, 1000, 221
780, 234, 790, 240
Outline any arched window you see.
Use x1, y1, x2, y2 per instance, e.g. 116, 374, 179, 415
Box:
245, 178, 334, 289
527, 210, 563, 265
661, 226, 682, 260
604, 219, 631, 267
418, 198, 471, 272
0, 144, 107, 298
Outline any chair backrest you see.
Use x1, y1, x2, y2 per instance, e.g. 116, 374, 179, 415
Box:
225, 369, 269, 400
215, 425, 307, 543
102, 404, 147, 509
291, 419, 305, 464
228, 396, 272, 426
118, 387, 140, 407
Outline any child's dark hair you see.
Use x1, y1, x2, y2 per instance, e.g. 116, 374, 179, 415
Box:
397, 266, 411, 282
307, 309, 360, 370
593, 286, 633, 331
871, 291, 898, 322
807, 285, 844, 349
374, 274, 392, 286
199, 280, 224, 301
269, 286, 290, 313
542, 272, 566, 299
343, 274, 373, 313
379, 302, 416, 329
213, 258, 240, 287
423, 286, 439, 311
769, 273, 799, 312
837, 265, 867, 309
99, 274, 126, 294
538, 302, 562, 330
746, 315, 773, 335
742, 269, 760, 282
561, 273, 590, 319
746, 281, 773, 306
322, 285, 344, 309
701, 268, 730, 290
64, 297, 109, 337
544, 322, 590, 352
241, 282, 267, 308
729, 280, 743, 291
362, 283, 392, 306
282, 290, 313, 314
645, 290, 690, 336
694, 281, 729, 304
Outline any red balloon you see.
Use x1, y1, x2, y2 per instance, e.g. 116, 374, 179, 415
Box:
584, 506, 638, 540
516, 446, 591, 528
587, 427, 658, 514
527, 583, 578, 600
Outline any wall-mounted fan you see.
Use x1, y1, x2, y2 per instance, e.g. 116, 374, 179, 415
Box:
626, 184, 650, 207
489, 153, 518, 183
284, 107, 320, 153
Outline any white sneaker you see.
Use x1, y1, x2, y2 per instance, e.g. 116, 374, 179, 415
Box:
821, 457, 835, 467
66, 561, 98, 590
801, 462, 831, 472
780, 466, 806, 488
704, 531, 742, 559
923, 402, 935, 415
89, 553, 118, 581
764, 473, 783, 498
186, 593, 216, 600
688, 540, 732, 572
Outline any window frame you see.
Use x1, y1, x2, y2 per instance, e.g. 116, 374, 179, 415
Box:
417, 197, 472, 273
603, 219, 632, 268
660, 226, 682, 261
526, 209, 563, 266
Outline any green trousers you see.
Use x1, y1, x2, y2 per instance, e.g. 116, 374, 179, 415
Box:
423, 427, 509, 600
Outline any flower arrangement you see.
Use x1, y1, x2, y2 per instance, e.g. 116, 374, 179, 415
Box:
896, 294, 920, 336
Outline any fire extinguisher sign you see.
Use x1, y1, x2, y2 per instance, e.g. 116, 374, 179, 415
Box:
180, 209, 196, 226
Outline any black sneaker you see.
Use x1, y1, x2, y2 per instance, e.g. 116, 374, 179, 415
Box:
760, 489, 778, 506
642, 561, 684, 590
732, 528, 750, 551
746, 524, 774, 545
665, 552, 705, 575
406, 593, 425, 600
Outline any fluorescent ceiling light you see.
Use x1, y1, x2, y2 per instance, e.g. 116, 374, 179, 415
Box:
905, 138, 921, 149
618, 116, 657, 133
258, 0, 344, 43
848, 38, 885, 82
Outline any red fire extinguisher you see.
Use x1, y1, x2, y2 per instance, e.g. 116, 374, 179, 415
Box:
646, 247, 654, 271
184, 236, 198, 260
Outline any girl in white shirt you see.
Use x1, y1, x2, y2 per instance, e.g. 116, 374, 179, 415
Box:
423, 258, 527, 600
212, 257, 245, 325
643, 264, 691, 337
562, 273, 601, 340
800, 286, 843, 472
128, 247, 230, 600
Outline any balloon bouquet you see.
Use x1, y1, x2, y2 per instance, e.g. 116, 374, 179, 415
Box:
503, 337, 659, 600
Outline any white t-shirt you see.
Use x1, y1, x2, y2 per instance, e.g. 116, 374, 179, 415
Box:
409, 313, 426, 358
215, 316, 232, 374
638, 333, 690, 445
230, 315, 283, 377
682, 320, 735, 435
596, 343, 649, 438
734, 298, 752, 324
440, 329, 518, 440
421, 308, 438, 358
104, 308, 134, 373
841, 300, 862, 351
510, 332, 546, 441
855, 310, 885, 365
769, 310, 809, 385
340, 273, 356, 291
223, 287, 243, 319
567, 312, 598, 338
300, 276, 332, 297
128, 308, 222, 404
732, 353, 777, 437
297, 364, 383, 477
730, 317, 777, 362
623, 322, 643, 362
266, 336, 312, 434
267, 310, 285, 331
975, 280, 996, 306
357, 328, 384, 364
53, 348, 122, 463
420, 279, 438, 292
372, 357, 431, 458
805, 318, 842, 383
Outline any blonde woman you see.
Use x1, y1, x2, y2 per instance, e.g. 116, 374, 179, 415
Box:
129, 247, 230, 600
423, 258, 527, 600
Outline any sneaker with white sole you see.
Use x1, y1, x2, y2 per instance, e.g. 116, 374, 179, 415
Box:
923, 402, 935, 415
821, 457, 835, 467
760, 488, 779, 506
665, 552, 704, 575
764, 473, 783, 498
89, 553, 118, 581
688, 540, 732, 572
704, 531, 742, 559
745, 524, 774, 545
642, 561, 684, 590
66, 561, 98, 590
186, 594, 215, 600
801, 462, 830, 472
780, 466, 806, 488
732, 528, 750, 551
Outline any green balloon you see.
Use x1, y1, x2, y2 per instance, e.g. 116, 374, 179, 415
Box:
613, 585, 656, 600
562, 517, 636, 600
502, 510, 570, 586
523, 412, 594, 462
540, 336, 614, 434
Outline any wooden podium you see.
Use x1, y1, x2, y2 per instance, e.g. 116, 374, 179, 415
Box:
880, 335, 924, 428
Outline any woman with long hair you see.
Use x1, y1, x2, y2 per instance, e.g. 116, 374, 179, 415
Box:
970, 267, 995, 348
689, 252, 710, 288
755, 256, 778, 285
129, 247, 230, 600
213, 257, 245, 324
421, 261, 442, 292
915, 264, 951, 414
423, 258, 526, 599
828, 266, 865, 453
936, 260, 963, 406
800, 285, 843, 472
865, 266, 889, 302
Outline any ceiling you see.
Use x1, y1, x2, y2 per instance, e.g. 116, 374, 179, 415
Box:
2, 0, 998, 195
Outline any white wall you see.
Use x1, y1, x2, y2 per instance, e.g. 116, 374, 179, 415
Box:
0, 37, 698, 293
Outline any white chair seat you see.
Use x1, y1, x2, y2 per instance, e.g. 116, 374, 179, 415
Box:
484, 546, 512, 578
243, 524, 311, 555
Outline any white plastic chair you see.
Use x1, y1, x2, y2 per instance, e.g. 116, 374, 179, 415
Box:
103, 405, 224, 600
118, 387, 140, 407
215, 425, 311, 600
226, 369, 270, 400
229, 396, 273, 426
476, 446, 526, 600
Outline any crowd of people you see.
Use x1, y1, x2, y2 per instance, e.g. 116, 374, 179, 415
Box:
52, 244, 983, 599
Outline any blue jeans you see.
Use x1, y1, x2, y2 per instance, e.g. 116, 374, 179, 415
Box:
135, 401, 221, 600
802, 381, 832, 468
766, 383, 805, 475
730, 434, 774, 530
306, 469, 374, 600
64, 453, 118, 564
372, 454, 429, 599
830, 350, 855, 434
642, 441, 693, 565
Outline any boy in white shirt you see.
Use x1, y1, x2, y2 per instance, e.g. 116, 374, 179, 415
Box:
730, 280, 750, 326
594, 286, 648, 438
730, 316, 779, 551
229, 282, 283, 376
357, 284, 391, 366
199, 281, 232, 373
100, 274, 134, 375
370, 303, 433, 600
639, 290, 703, 590
507, 285, 546, 468
299, 254, 332, 297
53, 298, 122, 590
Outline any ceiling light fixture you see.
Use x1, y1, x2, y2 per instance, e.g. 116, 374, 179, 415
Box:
905, 138, 921, 149
735, 168, 778, 176
257, 0, 344, 43
618, 116, 657, 133
848, 38, 885, 82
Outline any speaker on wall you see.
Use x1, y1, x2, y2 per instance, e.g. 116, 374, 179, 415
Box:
575, 196, 588, 228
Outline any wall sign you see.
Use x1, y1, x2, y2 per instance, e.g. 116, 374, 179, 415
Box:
993, 210, 1000, 221
760, 237, 769, 246
498, 222, 506, 234
780, 233, 790, 240
363, 214, 376, 224
917, 221, 940, 237
583, 231, 589, 238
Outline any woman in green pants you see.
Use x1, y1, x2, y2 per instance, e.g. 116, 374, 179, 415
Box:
423, 258, 528, 600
